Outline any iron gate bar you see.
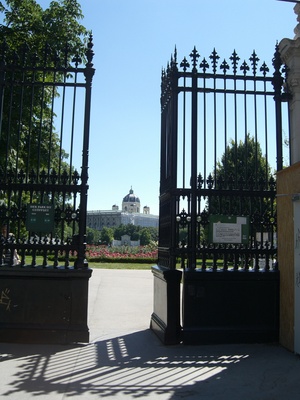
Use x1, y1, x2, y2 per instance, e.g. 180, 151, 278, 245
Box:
0, 35, 95, 269
153, 41, 287, 345
158, 44, 287, 272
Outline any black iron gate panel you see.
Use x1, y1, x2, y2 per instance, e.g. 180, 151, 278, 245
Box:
159, 44, 289, 271
0, 36, 95, 269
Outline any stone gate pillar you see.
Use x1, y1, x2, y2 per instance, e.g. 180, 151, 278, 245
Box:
277, 3, 300, 353
280, 39, 300, 164
277, 164, 300, 352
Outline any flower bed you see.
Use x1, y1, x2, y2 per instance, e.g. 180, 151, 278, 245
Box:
86, 244, 158, 263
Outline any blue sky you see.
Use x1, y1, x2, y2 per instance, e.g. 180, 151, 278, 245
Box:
39, 0, 296, 215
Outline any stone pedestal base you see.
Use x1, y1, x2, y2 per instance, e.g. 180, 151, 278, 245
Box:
182, 270, 279, 345
150, 265, 182, 345
0, 267, 92, 344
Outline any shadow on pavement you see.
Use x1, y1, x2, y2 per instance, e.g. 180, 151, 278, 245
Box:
0, 329, 299, 399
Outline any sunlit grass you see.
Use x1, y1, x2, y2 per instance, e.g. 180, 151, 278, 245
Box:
89, 262, 154, 270
29, 256, 241, 270
31, 256, 154, 269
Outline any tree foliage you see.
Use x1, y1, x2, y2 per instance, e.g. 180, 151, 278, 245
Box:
207, 134, 275, 217
0, 0, 90, 244
139, 228, 152, 246
86, 227, 101, 245
214, 134, 271, 188
0, 0, 89, 174
0, 0, 88, 55
113, 224, 158, 245
86, 224, 159, 246
100, 227, 114, 246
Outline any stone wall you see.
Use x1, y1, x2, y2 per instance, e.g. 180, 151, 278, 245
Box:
277, 162, 300, 351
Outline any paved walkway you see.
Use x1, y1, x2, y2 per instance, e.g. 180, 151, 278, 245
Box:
0, 269, 300, 399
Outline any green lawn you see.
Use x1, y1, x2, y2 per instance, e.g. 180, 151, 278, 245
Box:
27, 256, 238, 270
29, 256, 154, 269
88, 262, 154, 269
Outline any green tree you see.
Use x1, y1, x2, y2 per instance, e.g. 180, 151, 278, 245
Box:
202, 134, 277, 249
146, 226, 159, 242
100, 227, 114, 245
113, 224, 127, 240
0, 0, 90, 242
140, 228, 151, 245
208, 134, 274, 216
0, 0, 87, 55
0, 0, 89, 173
114, 224, 140, 241
112, 224, 158, 244
86, 227, 101, 245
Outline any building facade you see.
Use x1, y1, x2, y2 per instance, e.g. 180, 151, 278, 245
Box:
87, 187, 158, 231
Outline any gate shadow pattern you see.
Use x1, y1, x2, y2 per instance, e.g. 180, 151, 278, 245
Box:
0, 329, 299, 399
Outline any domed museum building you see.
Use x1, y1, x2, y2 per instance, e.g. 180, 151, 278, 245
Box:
87, 187, 158, 231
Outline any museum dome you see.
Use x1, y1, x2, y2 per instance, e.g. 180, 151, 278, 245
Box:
122, 187, 140, 213
122, 187, 140, 204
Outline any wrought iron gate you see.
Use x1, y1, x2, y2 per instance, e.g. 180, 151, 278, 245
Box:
0, 36, 95, 269
153, 43, 288, 344
0, 35, 94, 344
159, 43, 287, 272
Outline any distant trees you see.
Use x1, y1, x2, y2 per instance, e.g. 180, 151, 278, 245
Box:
114, 224, 139, 241
113, 224, 158, 245
100, 227, 114, 245
86, 226, 101, 245
140, 228, 152, 246
86, 225, 158, 246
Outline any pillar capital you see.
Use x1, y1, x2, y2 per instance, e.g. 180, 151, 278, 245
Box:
279, 36, 300, 165
279, 37, 300, 64
280, 38, 300, 95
